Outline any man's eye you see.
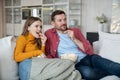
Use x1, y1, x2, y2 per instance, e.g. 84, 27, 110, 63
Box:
40, 26, 42, 28
64, 19, 66, 22
58, 20, 62, 22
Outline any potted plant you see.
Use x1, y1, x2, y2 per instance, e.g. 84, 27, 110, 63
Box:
96, 14, 107, 24
96, 14, 108, 32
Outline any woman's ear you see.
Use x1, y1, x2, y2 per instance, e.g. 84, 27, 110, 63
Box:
27, 26, 30, 31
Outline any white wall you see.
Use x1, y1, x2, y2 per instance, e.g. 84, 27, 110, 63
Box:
81, 0, 112, 36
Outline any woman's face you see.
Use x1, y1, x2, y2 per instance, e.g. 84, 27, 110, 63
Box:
28, 20, 42, 38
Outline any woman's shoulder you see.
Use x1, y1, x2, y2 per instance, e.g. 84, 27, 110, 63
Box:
17, 35, 26, 42
14, 35, 27, 46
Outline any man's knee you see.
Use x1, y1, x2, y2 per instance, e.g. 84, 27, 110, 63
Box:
76, 66, 97, 80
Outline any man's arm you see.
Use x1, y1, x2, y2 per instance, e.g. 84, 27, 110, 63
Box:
66, 28, 94, 55
44, 31, 54, 58
72, 38, 85, 52
74, 28, 94, 55
64, 29, 85, 52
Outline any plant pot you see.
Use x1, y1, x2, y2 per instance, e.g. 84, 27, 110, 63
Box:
98, 23, 109, 32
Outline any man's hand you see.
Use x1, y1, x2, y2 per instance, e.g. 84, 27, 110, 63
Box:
64, 30, 76, 41
64, 30, 85, 52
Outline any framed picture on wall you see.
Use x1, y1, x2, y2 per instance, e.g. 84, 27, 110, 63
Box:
22, 9, 31, 20
110, 0, 120, 33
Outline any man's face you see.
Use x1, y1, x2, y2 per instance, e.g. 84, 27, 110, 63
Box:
52, 14, 67, 32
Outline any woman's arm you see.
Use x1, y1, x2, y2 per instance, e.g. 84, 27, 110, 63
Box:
14, 36, 44, 62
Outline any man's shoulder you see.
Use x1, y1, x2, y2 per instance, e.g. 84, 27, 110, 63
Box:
46, 28, 53, 31
45, 28, 55, 34
69, 27, 81, 31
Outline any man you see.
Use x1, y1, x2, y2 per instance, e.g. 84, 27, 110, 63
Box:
45, 10, 120, 80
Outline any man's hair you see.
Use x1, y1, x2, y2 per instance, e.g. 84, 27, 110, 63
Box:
51, 10, 66, 21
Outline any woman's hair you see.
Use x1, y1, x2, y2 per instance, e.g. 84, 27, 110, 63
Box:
51, 10, 66, 21
22, 16, 42, 49
22, 16, 42, 36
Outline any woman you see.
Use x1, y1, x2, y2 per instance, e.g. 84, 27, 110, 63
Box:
14, 17, 47, 80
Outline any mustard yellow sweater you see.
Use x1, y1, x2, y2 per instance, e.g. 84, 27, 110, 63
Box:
14, 33, 45, 62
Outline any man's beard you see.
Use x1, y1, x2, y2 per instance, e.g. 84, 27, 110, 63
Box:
60, 24, 67, 31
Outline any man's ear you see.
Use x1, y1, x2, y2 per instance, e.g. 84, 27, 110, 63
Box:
51, 21, 55, 26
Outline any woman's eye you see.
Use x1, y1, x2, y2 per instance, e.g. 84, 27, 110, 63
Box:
35, 25, 38, 28
58, 20, 62, 22
35, 25, 42, 30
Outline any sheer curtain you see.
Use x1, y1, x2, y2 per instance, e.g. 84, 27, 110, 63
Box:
0, 0, 4, 38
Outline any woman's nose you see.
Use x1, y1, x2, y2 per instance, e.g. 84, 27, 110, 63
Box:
37, 27, 42, 31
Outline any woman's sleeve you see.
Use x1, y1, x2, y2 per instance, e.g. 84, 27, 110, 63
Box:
41, 46, 45, 53
14, 36, 43, 62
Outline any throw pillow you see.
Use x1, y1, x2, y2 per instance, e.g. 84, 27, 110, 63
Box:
99, 31, 120, 45
0, 36, 19, 80
99, 32, 120, 64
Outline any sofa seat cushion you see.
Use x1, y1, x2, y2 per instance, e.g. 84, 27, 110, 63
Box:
100, 75, 120, 80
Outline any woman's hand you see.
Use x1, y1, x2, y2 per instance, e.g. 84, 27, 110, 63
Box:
39, 33, 47, 45
37, 53, 46, 58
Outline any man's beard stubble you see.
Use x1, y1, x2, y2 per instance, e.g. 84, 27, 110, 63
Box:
60, 24, 68, 31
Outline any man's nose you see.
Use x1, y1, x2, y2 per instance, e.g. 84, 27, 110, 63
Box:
62, 20, 66, 24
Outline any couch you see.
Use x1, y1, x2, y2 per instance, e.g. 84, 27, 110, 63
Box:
0, 36, 19, 80
93, 31, 120, 64
0, 31, 120, 80
92, 31, 120, 80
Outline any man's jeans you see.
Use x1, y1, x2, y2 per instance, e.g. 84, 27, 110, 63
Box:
19, 59, 32, 80
75, 55, 120, 80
